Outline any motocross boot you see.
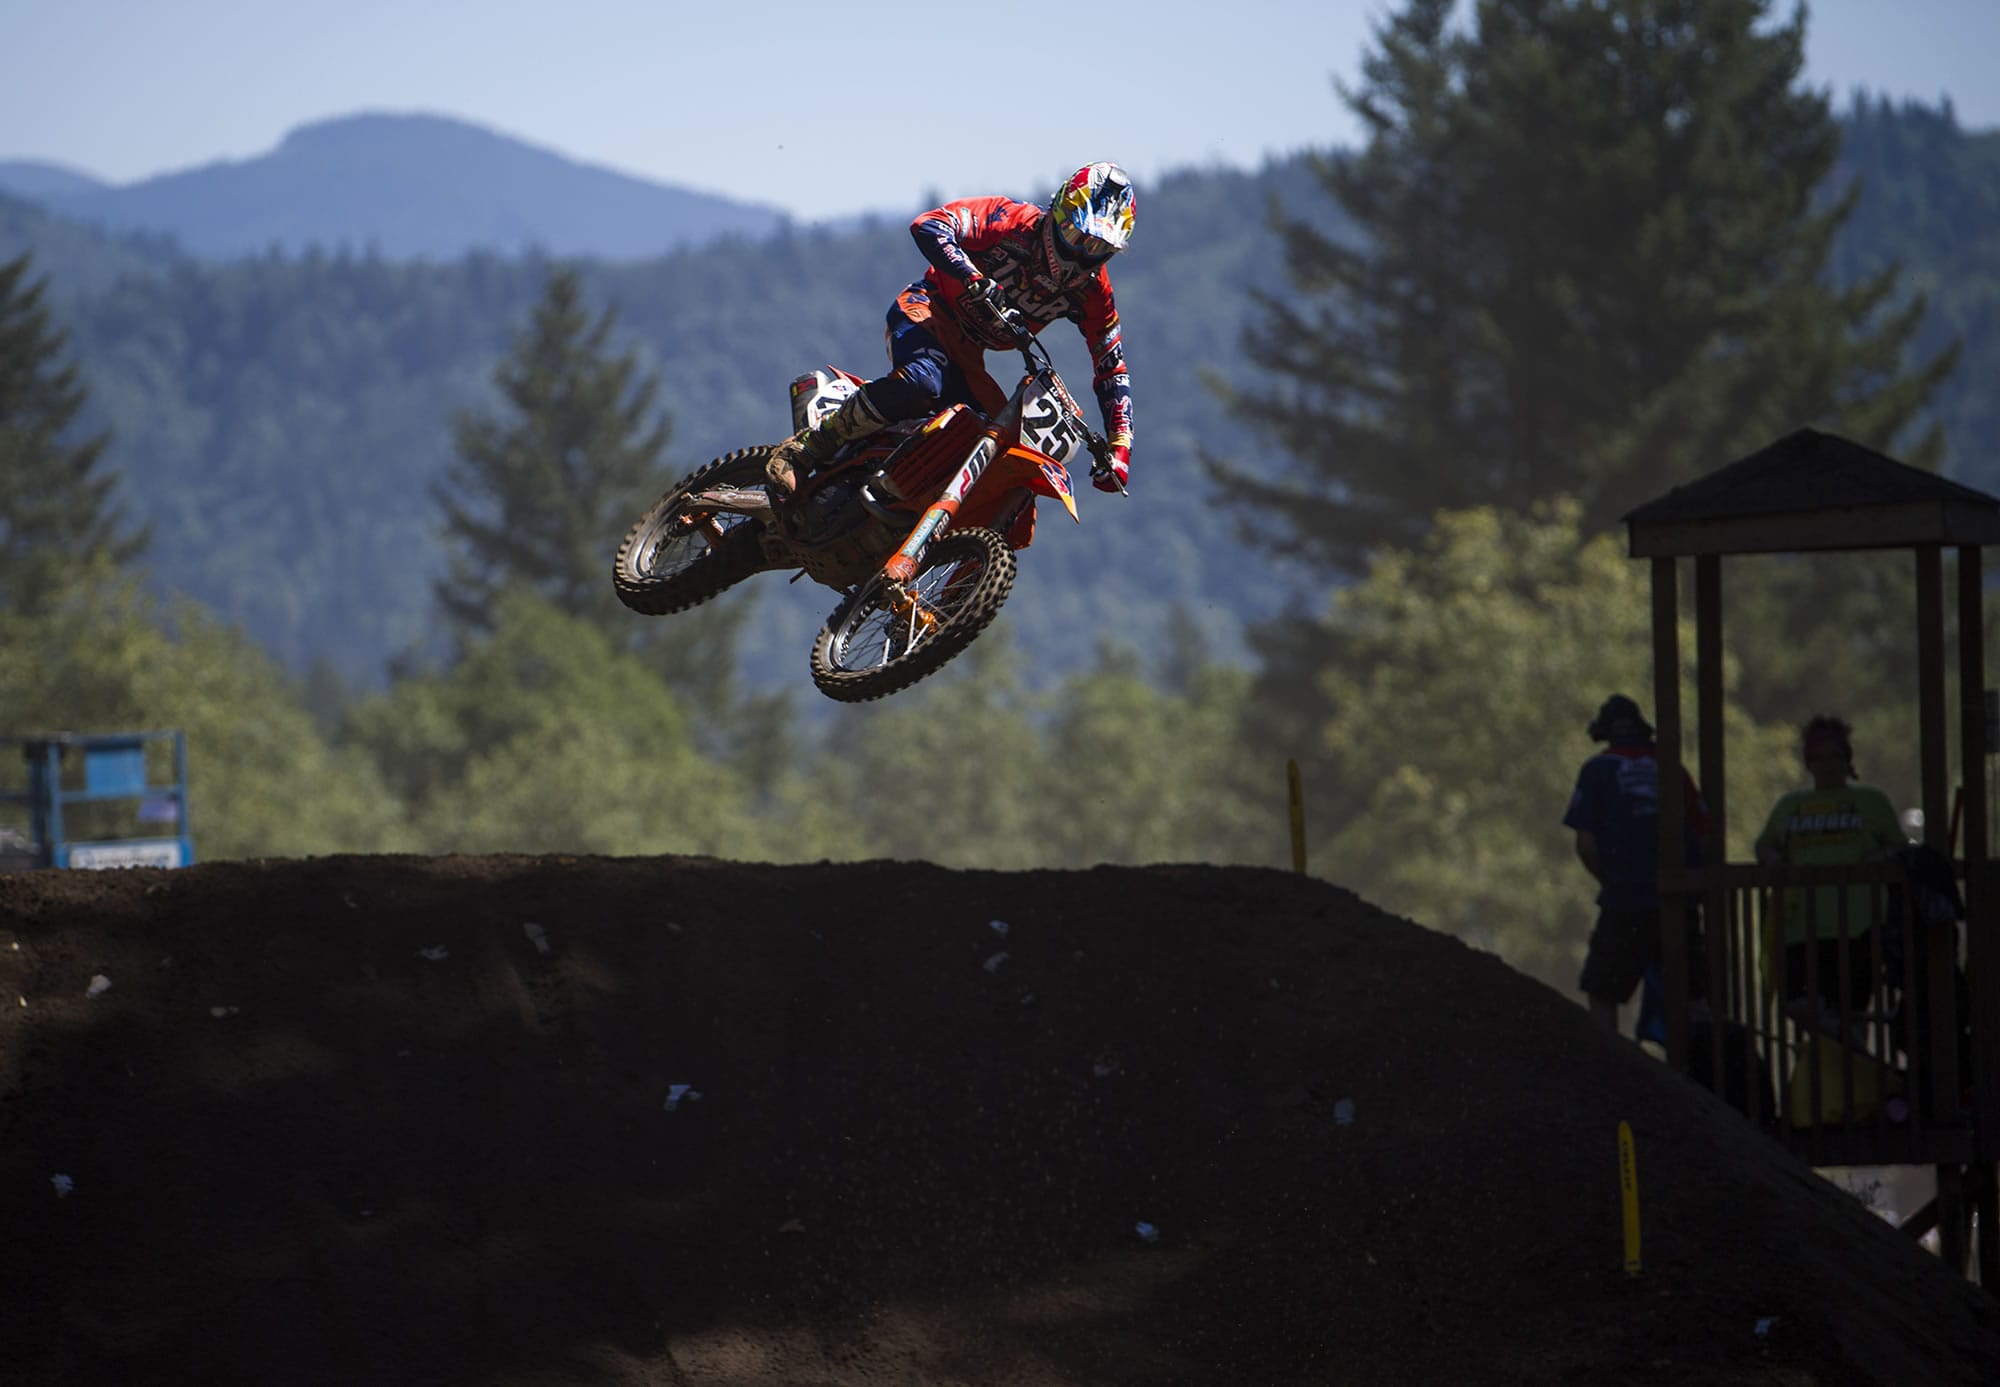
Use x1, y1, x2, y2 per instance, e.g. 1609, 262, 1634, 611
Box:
765, 389, 890, 537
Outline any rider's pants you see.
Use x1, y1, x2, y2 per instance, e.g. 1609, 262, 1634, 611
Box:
853, 281, 1008, 426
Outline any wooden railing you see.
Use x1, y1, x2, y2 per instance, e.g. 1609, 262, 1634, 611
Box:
1658, 861, 1973, 1169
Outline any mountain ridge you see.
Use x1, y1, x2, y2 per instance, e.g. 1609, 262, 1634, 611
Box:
0, 160, 106, 201
0, 112, 791, 262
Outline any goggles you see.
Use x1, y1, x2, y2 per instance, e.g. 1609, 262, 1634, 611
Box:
1051, 221, 1117, 269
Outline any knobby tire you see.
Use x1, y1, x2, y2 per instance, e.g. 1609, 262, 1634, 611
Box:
612, 447, 771, 616
809, 527, 1016, 703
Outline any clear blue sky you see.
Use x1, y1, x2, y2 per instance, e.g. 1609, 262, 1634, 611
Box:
2, 0, 1994, 221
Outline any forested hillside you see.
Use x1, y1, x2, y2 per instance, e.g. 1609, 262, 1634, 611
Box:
7, 10, 1994, 1008
1832, 96, 2000, 481
0, 159, 1327, 688
0, 99, 1995, 695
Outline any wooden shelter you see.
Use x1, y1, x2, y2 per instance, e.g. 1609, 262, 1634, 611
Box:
1624, 427, 2000, 1289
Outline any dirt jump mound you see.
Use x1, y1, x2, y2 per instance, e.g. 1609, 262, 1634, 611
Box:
4, 855, 1997, 1385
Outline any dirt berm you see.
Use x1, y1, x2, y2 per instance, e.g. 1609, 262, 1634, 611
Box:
3, 855, 1997, 1385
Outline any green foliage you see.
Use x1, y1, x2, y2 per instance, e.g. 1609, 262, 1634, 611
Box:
1214, 0, 1955, 574
341, 589, 759, 856
794, 632, 1273, 870
1283, 500, 1797, 987
435, 263, 764, 715
1832, 96, 2000, 485
2, 45, 1996, 912
798, 637, 1053, 868
0, 252, 145, 615
39, 248, 542, 678
0, 565, 411, 858
438, 265, 669, 635
1196, 0, 1981, 986
1040, 646, 1272, 865
0, 168, 1311, 690
2, 97, 1991, 693
1719, 545, 2000, 820
1724, 552, 1915, 752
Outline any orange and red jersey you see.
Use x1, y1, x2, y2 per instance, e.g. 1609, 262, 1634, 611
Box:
909, 196, 1133, 446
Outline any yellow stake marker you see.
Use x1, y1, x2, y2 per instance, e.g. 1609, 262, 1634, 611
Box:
1618, 1120, 1641, 1276
1287, 759, 1306, 874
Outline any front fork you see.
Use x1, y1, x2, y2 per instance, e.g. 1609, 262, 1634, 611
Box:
878, 399, 1022, 595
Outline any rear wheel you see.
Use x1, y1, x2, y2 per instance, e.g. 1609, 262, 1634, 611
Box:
613, 448, 771, 615
810, 527, 1016, 703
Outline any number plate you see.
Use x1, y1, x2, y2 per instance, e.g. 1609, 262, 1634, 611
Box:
1019, 377, 1086, 463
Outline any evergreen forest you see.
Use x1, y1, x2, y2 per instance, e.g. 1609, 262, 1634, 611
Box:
6, 0, 2000, 999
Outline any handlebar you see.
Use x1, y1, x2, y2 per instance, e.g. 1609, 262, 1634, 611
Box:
1001, 310, 1125, 496
1001, 307, 1044, 365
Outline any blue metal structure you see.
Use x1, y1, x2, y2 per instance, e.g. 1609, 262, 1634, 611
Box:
1, 730, 195, 869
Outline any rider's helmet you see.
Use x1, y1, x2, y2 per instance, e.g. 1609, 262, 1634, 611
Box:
1044, 162, 1136, 273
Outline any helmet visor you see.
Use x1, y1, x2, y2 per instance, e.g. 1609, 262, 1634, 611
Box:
1052, 220, 1118, 268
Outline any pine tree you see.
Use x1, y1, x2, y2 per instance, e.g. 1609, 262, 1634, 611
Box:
435, 264, 668, 633
1213, 0, 1957, 573
434, 263, 761, 722
0, 252, 146, 614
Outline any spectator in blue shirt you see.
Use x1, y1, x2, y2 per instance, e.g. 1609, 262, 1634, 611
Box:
1564, 695, 1710, 1035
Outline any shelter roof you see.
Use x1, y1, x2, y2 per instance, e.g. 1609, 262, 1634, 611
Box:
1623, 428, 2000, 557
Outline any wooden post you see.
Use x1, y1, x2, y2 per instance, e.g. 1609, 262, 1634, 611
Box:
1920, 546, 1968, 1272
1619, 1120, 1642, 1276
1653, 556, 1688, 1073
1694, 557, 1726, 868
1957, 549, 1998, 1297
1977, 1166, 2000, 1294
1961, 549, 1998, 1175
1939, 1162, 1970, 1278
1695, 555, 1728, 1090
1287, 759, 1306, 875
1919, 546, 1951, 854
1918, 548, 1961, 1119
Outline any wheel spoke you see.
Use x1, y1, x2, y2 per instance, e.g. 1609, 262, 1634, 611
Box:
832, 551, 986, 675
614, 448, 776, 618
649, 512, 738, 580
811, 528, 1016, 702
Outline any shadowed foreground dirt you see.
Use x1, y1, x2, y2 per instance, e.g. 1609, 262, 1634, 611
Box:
3, 855, 1997, 1385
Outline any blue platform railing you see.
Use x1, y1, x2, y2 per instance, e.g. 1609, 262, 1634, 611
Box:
0, 731, 195, 870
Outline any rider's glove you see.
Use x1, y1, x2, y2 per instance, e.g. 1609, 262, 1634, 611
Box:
959, 275, 1015, 341
1093, 439, 1131, 493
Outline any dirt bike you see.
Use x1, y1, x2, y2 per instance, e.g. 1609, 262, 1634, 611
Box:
612, 313, 1122, 702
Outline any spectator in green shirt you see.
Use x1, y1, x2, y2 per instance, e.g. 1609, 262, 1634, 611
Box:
1754, 715, 1907, 1016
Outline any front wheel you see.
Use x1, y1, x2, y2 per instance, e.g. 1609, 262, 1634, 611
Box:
613, 447, 772, 616
810, 527, 1016, 703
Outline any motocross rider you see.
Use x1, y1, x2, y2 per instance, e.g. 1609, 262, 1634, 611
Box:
764, 161, 1137, 515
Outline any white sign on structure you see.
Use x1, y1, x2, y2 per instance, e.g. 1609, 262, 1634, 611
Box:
67, 840, 187, 870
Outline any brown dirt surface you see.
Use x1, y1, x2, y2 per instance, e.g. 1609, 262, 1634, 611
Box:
3, 854, 1997, 1385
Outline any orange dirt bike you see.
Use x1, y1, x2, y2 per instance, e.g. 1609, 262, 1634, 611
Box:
612, 314, 1122, 702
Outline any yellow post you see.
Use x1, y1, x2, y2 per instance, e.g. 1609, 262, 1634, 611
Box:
1618, 1120, 1641, 1276
1287, 759, 1306, 874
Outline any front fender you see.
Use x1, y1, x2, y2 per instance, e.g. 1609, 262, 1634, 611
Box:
995, 445, 1079, 523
